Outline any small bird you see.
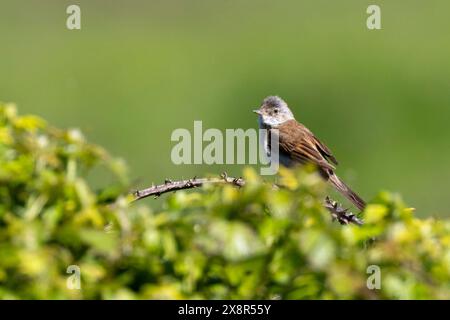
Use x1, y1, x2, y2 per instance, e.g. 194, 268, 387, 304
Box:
254, 96, 366, 211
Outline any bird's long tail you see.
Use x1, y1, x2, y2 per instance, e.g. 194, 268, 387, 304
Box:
328, 173, 366, 211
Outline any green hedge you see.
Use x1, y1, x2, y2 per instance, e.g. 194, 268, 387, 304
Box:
0, 102, 449, 299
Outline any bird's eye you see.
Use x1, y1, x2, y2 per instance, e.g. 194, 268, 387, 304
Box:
274, 109, 279, 114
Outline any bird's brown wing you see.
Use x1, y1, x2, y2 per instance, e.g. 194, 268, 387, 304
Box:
274, 120, 337, 171
311, 134, 338, 165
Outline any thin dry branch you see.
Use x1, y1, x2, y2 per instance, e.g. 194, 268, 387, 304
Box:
132, 173, 363, 226
133, 172, 245, 201
324, 196, 364, 226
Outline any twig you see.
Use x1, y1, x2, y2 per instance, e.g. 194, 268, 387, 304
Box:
132, 172, 245, 201
324, 196, 364, 226
132, 173, 363, 226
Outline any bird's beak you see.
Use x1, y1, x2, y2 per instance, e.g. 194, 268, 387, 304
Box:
253, 109, 261, 115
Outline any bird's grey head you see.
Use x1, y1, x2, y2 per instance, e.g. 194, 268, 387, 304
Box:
253, 96, 295, 127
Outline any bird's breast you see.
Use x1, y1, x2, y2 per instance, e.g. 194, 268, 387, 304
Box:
258, 126, 295, 168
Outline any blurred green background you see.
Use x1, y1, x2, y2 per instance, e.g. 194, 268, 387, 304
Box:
1, 0, 449, 217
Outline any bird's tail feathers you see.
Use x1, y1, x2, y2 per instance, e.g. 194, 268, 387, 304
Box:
328, 173, 366, 211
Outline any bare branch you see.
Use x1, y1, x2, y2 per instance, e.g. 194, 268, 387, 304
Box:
132, 172, 245, 201
132, 173, 363, 226
324, 196, 364, 226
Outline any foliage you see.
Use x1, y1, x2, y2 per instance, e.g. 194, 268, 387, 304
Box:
0, 103, 449, 299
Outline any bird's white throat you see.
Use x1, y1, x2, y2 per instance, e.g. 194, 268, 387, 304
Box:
258, 114, 292, 128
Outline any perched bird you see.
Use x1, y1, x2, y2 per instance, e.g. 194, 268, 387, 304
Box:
254, 96, 366, 211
